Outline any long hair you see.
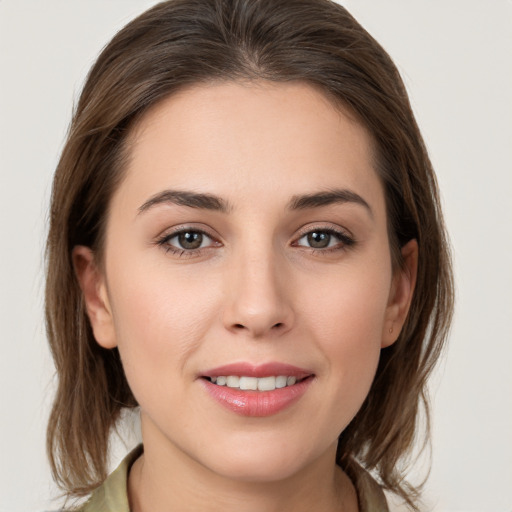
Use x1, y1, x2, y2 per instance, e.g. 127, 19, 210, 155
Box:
45, 0, 454, 508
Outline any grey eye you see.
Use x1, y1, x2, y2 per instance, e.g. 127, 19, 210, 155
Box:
177, 231, 203, 249
167, 230, 212, 250
297, 230, 340, 249
305, 231, 331, 248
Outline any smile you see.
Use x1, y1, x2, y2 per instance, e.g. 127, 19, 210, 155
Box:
200, 362, 314, 417
207, 375, 300, 391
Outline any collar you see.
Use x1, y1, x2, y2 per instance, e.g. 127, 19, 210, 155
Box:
81, 444, 388, 512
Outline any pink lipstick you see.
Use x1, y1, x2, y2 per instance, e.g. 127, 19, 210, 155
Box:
199, 362, 314, 417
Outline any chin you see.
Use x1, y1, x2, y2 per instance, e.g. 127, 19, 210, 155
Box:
193, 432, 331, 484
208, 455, 305, 484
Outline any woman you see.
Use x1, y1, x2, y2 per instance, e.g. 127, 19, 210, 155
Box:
45, 0, 454, 510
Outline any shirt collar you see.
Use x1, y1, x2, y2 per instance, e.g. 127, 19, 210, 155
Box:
81, 444, 389, 512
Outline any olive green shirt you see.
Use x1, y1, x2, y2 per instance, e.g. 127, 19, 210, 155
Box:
81, 445, 389, 512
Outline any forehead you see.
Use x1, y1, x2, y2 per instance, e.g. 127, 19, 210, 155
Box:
116, 80, 384, 217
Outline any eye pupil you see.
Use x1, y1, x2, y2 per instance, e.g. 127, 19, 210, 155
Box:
178, 232, 203, 249
307, 231, 330, 248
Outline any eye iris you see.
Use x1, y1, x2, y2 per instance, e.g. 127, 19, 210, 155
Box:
178, 232, 203, 249
307, 231, 330, 248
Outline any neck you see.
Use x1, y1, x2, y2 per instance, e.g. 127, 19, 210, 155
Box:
128, 423, 358, 512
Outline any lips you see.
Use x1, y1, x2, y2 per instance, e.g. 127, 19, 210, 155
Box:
201, 362, 312, 379
199, 362, 314, 417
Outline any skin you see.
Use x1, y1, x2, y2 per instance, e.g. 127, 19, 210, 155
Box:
74, 81, 417, 512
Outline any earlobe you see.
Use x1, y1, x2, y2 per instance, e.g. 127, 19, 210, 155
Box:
382, 239, 418, 348
72, 246, 117, 349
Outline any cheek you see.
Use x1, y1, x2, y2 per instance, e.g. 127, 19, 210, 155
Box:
303, 261, 390, 348
106, 260, 220, 404
299, 262, 390, 419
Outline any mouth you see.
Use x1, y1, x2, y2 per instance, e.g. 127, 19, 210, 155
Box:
202, 374, 309, 391
199, 362, 315, 417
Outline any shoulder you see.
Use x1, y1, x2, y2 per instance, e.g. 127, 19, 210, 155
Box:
345, 461, 390, 512
79, 445, 143, 512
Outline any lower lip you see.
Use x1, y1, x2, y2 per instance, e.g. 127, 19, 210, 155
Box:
200, 377, 313, 417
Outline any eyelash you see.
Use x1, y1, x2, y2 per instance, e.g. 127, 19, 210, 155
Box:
155, 227, 218, 258
155, 226, 356, 258
293, 226, 355, 254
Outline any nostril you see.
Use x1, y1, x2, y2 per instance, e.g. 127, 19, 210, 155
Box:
234, 323, 245, 329
273, 322, 284, 329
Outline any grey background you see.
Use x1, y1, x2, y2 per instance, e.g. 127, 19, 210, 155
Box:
1, 1, 511, 510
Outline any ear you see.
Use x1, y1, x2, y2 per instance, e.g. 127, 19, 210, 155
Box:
382, 239, 418, 348
72, 246, 117, 349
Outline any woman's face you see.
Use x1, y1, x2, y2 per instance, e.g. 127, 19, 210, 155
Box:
77, 81, 415, 482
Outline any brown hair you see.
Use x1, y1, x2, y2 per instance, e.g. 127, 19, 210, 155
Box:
45, 0, 454, 508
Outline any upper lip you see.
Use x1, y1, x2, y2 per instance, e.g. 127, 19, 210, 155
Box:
200, 362, 314, 379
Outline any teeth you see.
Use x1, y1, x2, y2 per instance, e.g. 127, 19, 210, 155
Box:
239, 376, 258, 390
275, 376, 287, 388
226, 376, 240, 388
257, 376, 275, 391
209, 375, 301, 391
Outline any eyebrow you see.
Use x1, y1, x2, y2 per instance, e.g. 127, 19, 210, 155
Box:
138, 189, 232, 214
137, 187, 372, 217
288, 189, 373, 217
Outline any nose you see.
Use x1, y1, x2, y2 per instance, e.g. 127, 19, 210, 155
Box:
222, 248, 295, 339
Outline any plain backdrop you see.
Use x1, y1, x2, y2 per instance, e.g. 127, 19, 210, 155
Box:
0, 1, 511, 511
